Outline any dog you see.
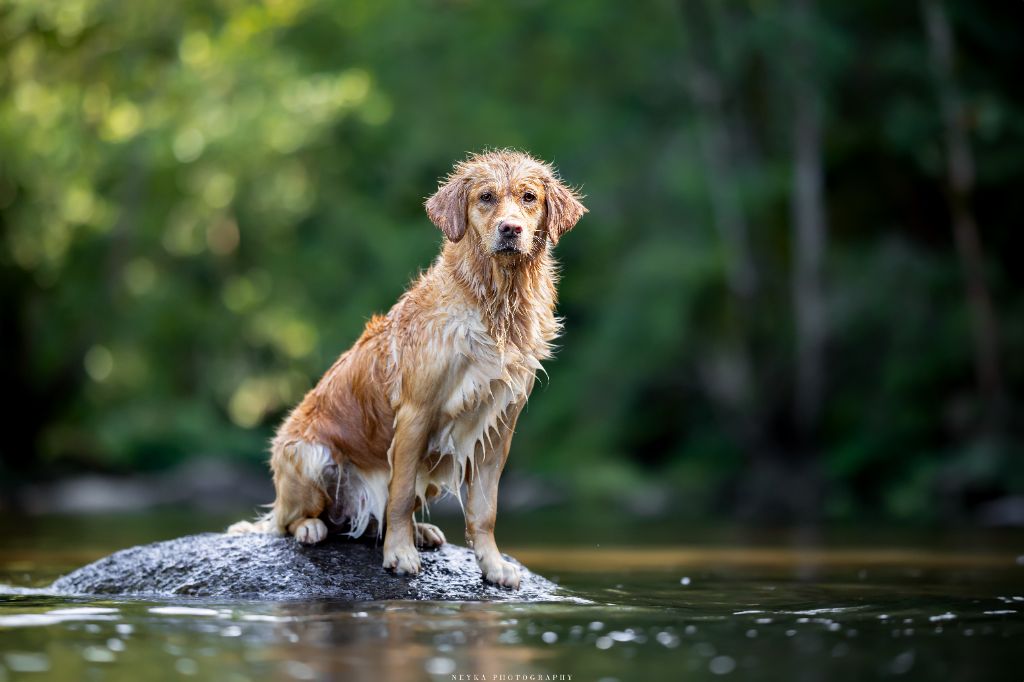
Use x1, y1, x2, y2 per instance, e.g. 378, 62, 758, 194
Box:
228, 150, 586, 588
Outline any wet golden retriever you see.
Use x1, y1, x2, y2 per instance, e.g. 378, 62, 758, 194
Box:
229, 150, 586, 588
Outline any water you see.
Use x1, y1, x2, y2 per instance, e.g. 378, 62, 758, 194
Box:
0, 511, 1021, 681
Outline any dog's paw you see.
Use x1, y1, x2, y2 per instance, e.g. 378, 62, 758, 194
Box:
227, 519, 278, 535
290, 518, 328, 545
414, 522, 446, 549
382, 542, 422, 575
227, 520, 257, 535
478, 554, 521, 589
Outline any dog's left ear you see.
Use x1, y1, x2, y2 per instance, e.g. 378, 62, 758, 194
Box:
544, 178, 587, 246
425, 176, 469, 243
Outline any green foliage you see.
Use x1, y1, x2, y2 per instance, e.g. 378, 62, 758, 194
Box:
0, 0, 1020, 520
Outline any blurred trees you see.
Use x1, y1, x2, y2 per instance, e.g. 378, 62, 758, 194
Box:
0, 0, 1021, 522
921, 0, 1003, 426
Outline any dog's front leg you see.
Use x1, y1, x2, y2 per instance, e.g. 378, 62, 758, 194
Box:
382, 405, 429, 575
466, 408, 523, 589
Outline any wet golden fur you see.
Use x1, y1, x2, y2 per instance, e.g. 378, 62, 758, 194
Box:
228, 150, 586, 587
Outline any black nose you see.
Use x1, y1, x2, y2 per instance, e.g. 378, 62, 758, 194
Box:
499, 222, 523, 237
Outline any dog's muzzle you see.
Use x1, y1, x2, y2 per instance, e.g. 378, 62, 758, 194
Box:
495, 221, 523, 253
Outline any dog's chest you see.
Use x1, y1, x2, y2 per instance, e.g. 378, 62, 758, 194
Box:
427, 308, 540, 461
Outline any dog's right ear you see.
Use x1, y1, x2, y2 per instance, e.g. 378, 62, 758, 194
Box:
425, 176, 469, 243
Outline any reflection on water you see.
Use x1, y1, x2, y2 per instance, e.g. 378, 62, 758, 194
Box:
0, 513, 1021, 681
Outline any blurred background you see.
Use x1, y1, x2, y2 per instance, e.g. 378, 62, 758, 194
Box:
1, 0, 1021, 527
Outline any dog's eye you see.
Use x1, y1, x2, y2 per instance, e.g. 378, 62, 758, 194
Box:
480, 192, 494, 203
523, 191, 536, 203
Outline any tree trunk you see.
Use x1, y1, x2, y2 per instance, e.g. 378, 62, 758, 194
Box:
921, 0, 1004, 425
682, 1, 758, 303
679, 1, 758, 427
790, 0, 828, 439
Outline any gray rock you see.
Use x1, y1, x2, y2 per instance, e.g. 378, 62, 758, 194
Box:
50, 533, 564, 601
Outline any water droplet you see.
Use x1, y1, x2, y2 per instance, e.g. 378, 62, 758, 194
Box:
588, 621, 604, 631
595, 636, 613, 650
175, 659, 199, 676
4, 653, 50, 673
424, 657, 455, 675
497, 630, 519, 644
82, 647, 115, 663
695, 642, 716, 657
541, 631, 558, 644
283, 661, 316, 680
680, 576, 691, 586
888, 651, 915, 675
709, 655, 736, 675
656, 631, 680, 648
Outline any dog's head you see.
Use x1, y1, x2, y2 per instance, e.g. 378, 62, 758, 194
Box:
425, 150, 587, 262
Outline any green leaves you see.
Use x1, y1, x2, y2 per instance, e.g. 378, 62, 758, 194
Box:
1, 0, 1020, 519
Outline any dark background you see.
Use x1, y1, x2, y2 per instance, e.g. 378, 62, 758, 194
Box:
1, 0, 1021, 525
